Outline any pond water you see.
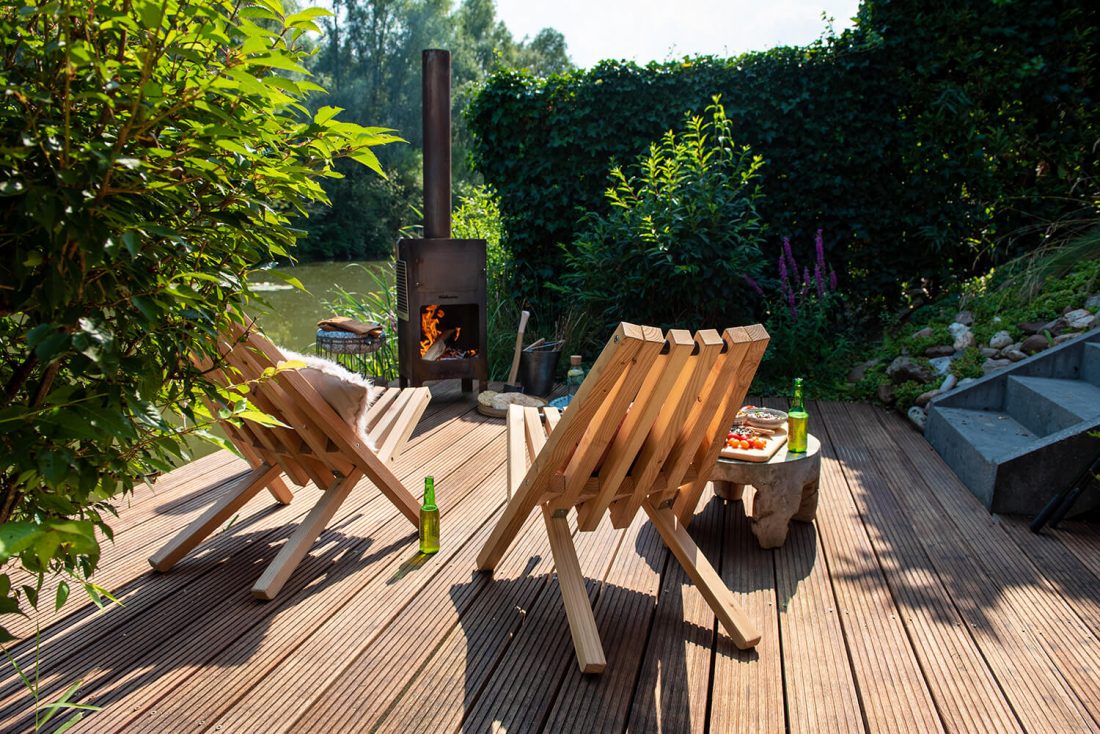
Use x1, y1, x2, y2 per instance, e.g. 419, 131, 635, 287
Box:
248, 260, 390, 352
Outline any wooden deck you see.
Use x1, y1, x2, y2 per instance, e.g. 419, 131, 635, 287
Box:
2, 387, 1099, 733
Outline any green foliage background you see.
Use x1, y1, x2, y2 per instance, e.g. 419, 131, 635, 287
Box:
468, 0, 1100, 313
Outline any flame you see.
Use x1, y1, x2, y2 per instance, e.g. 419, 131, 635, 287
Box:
419, 304, 443, 357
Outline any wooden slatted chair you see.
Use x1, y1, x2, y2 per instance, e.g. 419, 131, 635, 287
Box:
478, 322, 770, 673
149, 321, 431, 600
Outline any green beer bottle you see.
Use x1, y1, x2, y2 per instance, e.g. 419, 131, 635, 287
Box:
788, 378, 809, 453
419, 476, 439, 555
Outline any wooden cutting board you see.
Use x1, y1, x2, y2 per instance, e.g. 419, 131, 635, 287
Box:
720, 427, 789, 462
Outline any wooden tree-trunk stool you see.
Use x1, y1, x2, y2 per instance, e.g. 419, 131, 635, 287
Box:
712, 434, 821, 548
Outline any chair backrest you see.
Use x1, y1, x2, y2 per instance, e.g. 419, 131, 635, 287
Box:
201, 321, 410, 493
520, 322, 769, 531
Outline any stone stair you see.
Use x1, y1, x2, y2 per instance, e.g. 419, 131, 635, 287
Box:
925, 327, 1100, 515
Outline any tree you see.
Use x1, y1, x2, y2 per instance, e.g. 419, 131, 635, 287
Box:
0, 0, 395, 634
299, 0, 574, 261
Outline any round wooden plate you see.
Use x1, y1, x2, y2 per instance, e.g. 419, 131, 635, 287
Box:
475, 394, 546, 418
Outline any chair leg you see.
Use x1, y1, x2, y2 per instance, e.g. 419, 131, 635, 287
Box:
251, 469, 363, 601
543, 505, 606, 674
149, 463, 283, 572
644, 501, 761, 650
267, 476, 294, 505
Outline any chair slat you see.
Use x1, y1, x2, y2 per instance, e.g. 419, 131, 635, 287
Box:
673, 324, 769, 523
476, 323, 646, 571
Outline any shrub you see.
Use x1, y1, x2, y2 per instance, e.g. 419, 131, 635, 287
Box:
0, 0, 395, 634
560, 99, 767, 333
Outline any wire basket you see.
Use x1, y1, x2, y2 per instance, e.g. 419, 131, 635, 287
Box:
315, 329, 386, 376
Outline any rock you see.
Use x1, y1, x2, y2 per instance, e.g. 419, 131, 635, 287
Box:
948, 322, 975, 350
1086, 294, 1100, 310
907, 406, 927, 431
939, 374, 957, 392
957, 378, 977, 389
992, 316, 1002, 324
1020, 334, 1051, 355
928, 356, 953, 375
887, 355, 934, 384
1054, 333, 1077, 345
1017, 320, 1046, 335
980, 347, 998, 358
877, 383, 896, 404
1065, 308, 1095, 330
1041, 316, 1067, 336
988, 330, 1012, 350
954, 310, 974, 326
1005, 348, 1027, 362
982, 358, 1013, 374
846, 358, 880, 384
915, 389, 939, 408
924, 345, 956, 357
911, 327, 934, 340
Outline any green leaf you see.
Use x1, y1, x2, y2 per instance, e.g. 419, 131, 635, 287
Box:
55, 580, 70, 610
0, 524, 41, 561
236, 409, 288, 428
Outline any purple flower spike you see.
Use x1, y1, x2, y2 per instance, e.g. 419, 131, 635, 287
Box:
783, 237, 798, 276
778, 255, 789, 296
815, 229, 826, 274
814, 263, 825, 298
829, 268, 838, 292
744, 275, 765, 297
803, 266, 811, 286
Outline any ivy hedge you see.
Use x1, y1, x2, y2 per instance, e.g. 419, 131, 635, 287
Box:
468, 0, 1099, 313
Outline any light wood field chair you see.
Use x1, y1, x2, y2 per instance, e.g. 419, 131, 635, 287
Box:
149, 321, 431, 600
478, 322, 770, 673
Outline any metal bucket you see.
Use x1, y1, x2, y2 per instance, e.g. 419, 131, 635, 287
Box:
518, 349, 562, 397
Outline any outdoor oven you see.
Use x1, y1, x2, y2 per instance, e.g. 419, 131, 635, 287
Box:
396, 49, 488, 391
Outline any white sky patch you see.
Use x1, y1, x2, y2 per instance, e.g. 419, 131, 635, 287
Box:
494, 0, 862, 68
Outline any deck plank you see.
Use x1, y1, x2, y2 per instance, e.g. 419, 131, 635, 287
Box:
866, 402, 1100, 732
1, 398, 1097, 734
816, 400, 1023, 734
707, 492, 785, 734
626, 492, 722, 734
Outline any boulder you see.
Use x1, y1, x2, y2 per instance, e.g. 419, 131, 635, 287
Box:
1085, 294, 1100, 310
980, 347, 998, 358
948, 322, 975, 350
846, 358, 880, 384
982, 358, 1013, 374
939, 374, 957, 392
924, 345, 956, 357
887, 356, 934, 384
911, 327, 934, 340
907, 406, 927, 431
928, 356, 953, 376
1065, 308, 1095, 330
1054, 333, 1078, 345
1017, 320, 1046, 335
954, 310, 974, 326
1020, 334, 1050, 355
1004, 348, 1027, 362
957, 378, 977, 389
988, 330, 1012, 350
877, 383, 896, 404
915, 389, 939, 408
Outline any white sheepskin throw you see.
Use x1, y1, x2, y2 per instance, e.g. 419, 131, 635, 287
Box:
280, 349, 379, 450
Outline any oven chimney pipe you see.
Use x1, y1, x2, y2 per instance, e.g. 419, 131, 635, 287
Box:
422, 49, 451, 239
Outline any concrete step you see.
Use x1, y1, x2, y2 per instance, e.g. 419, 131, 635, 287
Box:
924, 407, 1040, 509
1004, 375, 1100, 437
1083, 342, 1100, 386
926, 327, 1100, 514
